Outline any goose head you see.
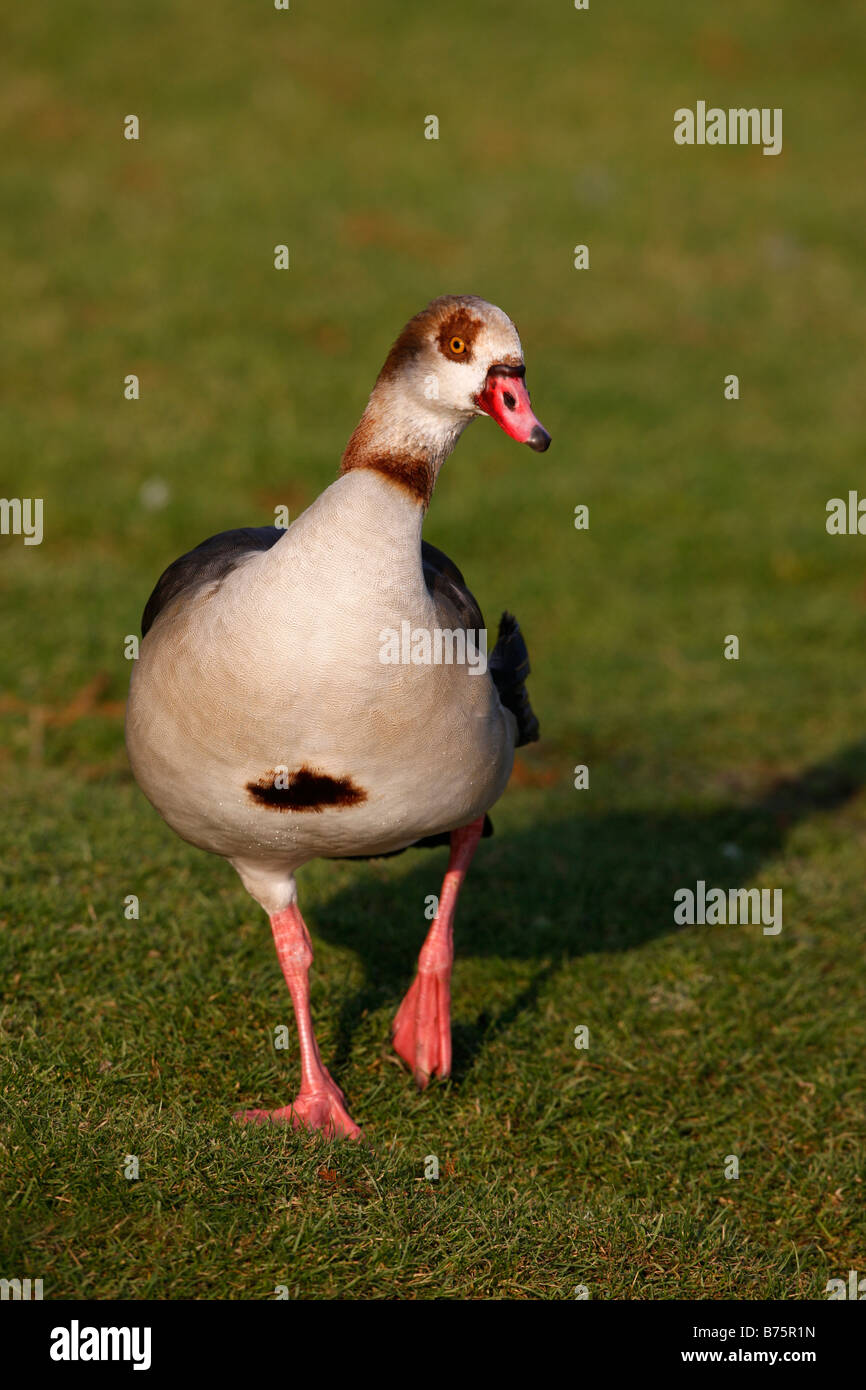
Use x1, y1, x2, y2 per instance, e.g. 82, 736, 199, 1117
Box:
378, 295, 551, 453
340, 296, 552, 507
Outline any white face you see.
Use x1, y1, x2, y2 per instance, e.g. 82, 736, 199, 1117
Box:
370, 294, 550, 455
395, 296, 525, 420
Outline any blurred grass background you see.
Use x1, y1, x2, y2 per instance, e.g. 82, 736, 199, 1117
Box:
1, 0, 865, 1298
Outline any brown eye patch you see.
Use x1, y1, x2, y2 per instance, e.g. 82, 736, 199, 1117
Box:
437, 307, 482, 363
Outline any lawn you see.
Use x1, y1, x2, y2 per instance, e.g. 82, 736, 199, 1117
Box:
1, 0, 865, 1299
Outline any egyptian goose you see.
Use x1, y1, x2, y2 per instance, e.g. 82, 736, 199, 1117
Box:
126, 295, 549, 1140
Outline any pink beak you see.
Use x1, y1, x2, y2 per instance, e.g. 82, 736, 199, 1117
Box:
477, 365, 551, 452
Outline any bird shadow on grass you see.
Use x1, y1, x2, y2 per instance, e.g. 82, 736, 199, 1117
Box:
317, 740, 865, 1087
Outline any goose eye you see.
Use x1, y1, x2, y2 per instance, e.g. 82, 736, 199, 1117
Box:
449, 336, 466, 355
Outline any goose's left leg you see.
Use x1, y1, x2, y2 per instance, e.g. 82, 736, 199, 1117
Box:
392, 815, 485, 1088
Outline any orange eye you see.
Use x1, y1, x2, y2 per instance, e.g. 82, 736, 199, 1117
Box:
449, 336, 466, 355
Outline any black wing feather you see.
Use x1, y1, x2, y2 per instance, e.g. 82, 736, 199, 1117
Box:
421, 541, 485, 632
141, 526, 284, 635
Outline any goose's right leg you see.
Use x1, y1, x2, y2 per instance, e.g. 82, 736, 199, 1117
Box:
231, 864, 361, 1141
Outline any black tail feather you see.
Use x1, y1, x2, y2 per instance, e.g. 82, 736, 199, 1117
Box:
489, 612, 540, 747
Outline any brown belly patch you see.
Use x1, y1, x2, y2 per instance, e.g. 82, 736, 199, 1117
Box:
246, 765, 367, 812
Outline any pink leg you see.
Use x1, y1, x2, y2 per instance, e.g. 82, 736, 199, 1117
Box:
392, 816, 485, 1088
235, 903, 361, 1141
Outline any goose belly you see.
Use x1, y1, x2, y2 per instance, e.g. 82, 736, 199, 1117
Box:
125, 594, 514, 867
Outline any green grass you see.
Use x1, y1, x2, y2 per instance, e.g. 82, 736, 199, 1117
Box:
2, 0, 865, 1299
